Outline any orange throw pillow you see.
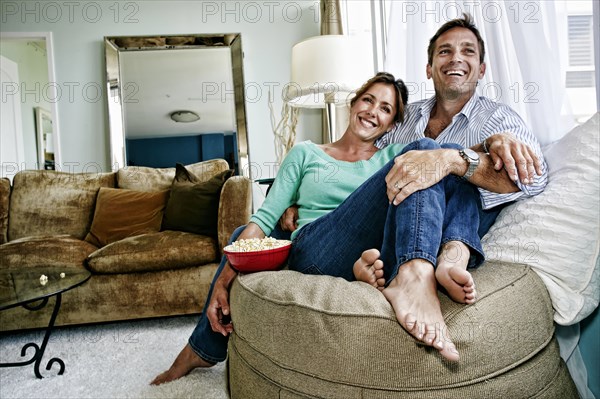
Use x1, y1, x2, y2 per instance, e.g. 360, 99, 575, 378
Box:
85, 187, 168, 247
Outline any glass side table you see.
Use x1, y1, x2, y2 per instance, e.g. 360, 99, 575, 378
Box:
0, 267, 91, 378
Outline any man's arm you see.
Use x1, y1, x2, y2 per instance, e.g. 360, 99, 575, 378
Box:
471, 132, 543, 185
386, 148, 522, 205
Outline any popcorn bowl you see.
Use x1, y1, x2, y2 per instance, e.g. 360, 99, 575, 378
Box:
224, 240, 292, 273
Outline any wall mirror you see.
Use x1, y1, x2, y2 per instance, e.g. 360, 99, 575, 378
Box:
104, 33, 249, 174
34, 107, 55, 169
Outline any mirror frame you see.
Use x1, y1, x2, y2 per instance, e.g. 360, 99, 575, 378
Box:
34, 106, 54, 169
104, 33, 249, 174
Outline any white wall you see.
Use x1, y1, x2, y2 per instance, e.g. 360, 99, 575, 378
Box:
0, 0, 322, 201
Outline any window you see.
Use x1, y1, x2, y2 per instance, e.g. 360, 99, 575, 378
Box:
565, 1, 596, 122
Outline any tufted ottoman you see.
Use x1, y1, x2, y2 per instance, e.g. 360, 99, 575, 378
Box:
227, 261, 578, 398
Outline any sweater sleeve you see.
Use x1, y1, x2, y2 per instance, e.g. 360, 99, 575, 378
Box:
249, 144, 306, 236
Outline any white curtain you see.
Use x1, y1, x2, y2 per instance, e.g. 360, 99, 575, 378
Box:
384, 0, 577, 146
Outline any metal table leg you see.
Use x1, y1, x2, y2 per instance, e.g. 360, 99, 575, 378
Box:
0, 293, 65, 378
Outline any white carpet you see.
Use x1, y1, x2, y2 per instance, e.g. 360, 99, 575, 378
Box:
0, 316, 228, 398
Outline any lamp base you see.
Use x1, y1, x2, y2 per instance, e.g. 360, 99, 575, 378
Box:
323, 102, 336, 144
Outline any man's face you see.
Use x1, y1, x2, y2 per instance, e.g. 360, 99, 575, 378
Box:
426, 27, 486, 101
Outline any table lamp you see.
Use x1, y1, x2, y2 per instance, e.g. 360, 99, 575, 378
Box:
284, 35, 372, 143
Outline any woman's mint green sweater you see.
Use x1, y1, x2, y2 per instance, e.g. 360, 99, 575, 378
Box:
250, 141, 405, 239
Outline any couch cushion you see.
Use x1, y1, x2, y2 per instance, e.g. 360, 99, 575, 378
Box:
0, 178, 10, 244
162, 164, 233, 237
117, 159, 229, 192
482, 113, 600, 325
7, 170, 116, 241
0, 235, 97, 269
85, 188, 168, 247
228, 261, 568, 397
86, 230, 218, 273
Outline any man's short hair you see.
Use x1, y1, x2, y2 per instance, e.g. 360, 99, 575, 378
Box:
427, 13, 486, 65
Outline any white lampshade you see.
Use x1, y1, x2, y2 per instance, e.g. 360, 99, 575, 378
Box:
285, 35, 373, 108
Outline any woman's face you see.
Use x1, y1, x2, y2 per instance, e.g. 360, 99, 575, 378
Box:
349, 82, 397, 142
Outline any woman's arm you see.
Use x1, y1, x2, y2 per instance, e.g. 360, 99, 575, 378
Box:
206, 223, 265, 336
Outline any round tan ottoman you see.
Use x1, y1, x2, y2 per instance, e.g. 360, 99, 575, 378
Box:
227, 261, 578, 398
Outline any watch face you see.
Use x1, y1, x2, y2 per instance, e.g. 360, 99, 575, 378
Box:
463, 148, 479, 161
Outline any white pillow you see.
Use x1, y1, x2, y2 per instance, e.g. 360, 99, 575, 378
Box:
482, 113, 599, 325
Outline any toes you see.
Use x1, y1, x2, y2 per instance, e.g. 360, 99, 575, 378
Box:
361, 249, 381, 264
440, 340, 459, 362
423, 323, 437, 345
447, 266, 472, 285
403, 313, 420, 338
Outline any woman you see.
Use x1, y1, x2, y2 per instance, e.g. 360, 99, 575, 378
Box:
152, 72, 482, 385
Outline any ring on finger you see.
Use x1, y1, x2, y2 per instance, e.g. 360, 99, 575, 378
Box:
393, 182, 400, 190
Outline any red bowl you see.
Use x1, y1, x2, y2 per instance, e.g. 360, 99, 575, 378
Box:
224, 241, 292, 273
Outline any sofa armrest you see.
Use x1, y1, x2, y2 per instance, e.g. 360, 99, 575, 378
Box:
0, 178, 10, 244
217, 176, 252, 254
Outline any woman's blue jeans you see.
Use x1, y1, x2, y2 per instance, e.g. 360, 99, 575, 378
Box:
189, 138, 484, 363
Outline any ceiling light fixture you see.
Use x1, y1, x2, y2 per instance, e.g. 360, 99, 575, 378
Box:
170, 110, 200, 123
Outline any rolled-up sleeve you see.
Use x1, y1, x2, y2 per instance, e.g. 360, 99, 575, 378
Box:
478, 105, 548, 209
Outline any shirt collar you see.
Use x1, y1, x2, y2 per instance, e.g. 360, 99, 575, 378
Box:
460, 92, 480, 119
418, 96, 437, 119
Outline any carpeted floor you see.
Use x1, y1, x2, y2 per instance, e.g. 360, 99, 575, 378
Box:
0, 315, 228, 398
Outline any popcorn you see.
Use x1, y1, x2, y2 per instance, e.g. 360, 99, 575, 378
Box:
39, 274, 48, 285
227, 237, 290, 252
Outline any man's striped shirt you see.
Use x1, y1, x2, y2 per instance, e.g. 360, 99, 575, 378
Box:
375, 93, 548, 209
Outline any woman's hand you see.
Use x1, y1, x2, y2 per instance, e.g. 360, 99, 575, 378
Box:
483, 133, 543, 185
279, 205, 299, 232
205, 223, 266, 336
206, 279, 234, 336
206, 260, 241, 336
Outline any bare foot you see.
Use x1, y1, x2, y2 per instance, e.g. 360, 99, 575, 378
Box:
382, 259, 459, 362
353, 249, 386, 291
436, 241, 477, 304
150, 344, 215, 385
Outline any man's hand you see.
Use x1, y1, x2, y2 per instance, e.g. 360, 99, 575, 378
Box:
481, 133, 542, 185
206, 279, 234, 336
386, 149, 454, 205
279, 205, 299, 232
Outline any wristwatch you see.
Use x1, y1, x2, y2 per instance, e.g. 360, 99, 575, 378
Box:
459, 148, 480, 180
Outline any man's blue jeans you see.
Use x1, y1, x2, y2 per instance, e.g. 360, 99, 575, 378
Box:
189, 138, 484, 363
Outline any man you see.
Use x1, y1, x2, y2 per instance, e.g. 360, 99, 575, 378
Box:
350, 13, 547, 361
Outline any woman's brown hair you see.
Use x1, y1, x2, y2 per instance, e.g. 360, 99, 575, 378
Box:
350, 72, 409, 124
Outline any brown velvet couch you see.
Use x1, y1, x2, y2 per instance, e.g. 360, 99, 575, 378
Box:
0, 159, 252, 332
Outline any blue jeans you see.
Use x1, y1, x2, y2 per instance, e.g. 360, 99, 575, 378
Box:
287, 138, 483, 282
189, 138, 485, 363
